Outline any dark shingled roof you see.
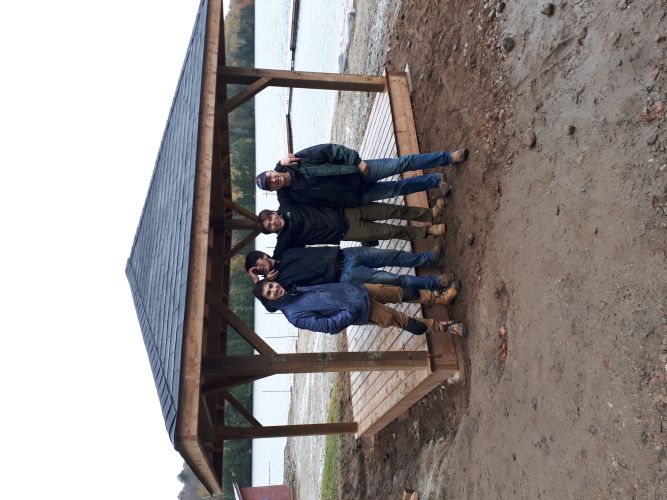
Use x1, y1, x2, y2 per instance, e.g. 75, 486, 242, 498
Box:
126, 0, 208, 446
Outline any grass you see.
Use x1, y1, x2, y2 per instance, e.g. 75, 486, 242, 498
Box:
320, 375, 341, 500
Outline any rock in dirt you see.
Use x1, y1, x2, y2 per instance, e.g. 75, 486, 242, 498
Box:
541, 3, 555, 16
588, 425, 598, 435
524, 130, 537, 148
657, 34, 666, 43
501, 37, 515, 52
467, 233, 475, 246
566, 125, 576, 135
496, 2, 506, 13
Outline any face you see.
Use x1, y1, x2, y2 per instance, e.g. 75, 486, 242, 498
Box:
261, 281, 285, 300
253, 255, 273, 274
266, 170, 285, 191
261, 212, 284, 233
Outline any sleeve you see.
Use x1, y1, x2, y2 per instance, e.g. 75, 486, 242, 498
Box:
287, 308, 355, 334
296, 143, 361, 166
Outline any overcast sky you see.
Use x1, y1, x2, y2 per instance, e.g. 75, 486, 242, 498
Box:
1, 1, 229, 498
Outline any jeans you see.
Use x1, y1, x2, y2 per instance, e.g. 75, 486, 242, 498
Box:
364, 151, 453, 182
339, 246, 441, 290
358, 151, 452, 204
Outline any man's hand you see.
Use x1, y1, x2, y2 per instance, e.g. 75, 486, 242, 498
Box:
247, 267, 260, 284
358, 160, 369, 175
265, 269, 279, 281
280, 153, 299, 166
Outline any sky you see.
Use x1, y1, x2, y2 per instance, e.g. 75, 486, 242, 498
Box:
1, 1, 228, 498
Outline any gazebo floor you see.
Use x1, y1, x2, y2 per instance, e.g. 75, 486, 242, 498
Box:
344, 74, 464, 437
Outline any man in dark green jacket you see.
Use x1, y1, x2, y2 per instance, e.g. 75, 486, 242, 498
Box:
255, 143, 468, 208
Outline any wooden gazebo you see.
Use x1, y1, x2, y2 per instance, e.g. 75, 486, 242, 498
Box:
126, 0, 461, 494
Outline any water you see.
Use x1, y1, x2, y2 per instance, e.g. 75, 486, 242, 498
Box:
252, 0, 354, 487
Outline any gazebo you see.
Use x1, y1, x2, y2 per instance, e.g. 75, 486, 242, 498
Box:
126, 0, 462, 494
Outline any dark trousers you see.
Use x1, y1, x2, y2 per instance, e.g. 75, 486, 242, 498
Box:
343, 202, 432, 242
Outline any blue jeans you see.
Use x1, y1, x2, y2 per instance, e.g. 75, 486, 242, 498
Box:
359, 151, 452, 204
339, 247, 441, 290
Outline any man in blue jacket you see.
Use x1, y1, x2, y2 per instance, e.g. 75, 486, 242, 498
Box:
252, 280, 468, 338
244, 239, 460, 302
255, 143, 469, 208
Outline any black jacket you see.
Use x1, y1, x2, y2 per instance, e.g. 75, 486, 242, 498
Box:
273, 247, 341, 289
276, 143, 364, 208
273, 204, 346, 258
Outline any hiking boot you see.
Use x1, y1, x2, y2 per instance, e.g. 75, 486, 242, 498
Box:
433, 280, 461, 305
438, 174, 451, 197
431, 198, 446, 222
451, 148, 469, 164
439, 321, 469, 338
427, 223, 446, 237
437, 273, 456, 289
431, 236, 446, 261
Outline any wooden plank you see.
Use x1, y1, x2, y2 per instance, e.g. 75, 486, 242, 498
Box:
178, 0, 224, 495
288, 0, 300, 51
221, 229, 259, 262
202, 351, 430, 377
345, 72, 462, 438
205, 289, 276, 355
216, 422, 357, 440
221, 390, 262, 427
228, 200, 257, 221
201, 375, 261, 395
218, 66, 386, 92
221, 76, 271, 113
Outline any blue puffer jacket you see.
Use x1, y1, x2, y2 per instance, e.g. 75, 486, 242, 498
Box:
264, 283, 371, 334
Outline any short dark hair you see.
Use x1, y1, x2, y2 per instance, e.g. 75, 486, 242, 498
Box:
245, 250, 268, 272
257, 209, 277, 234
252, 279, 269, 300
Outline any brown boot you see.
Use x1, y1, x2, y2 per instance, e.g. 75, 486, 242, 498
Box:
427, 223, 446, 237
431, 199, 446, 222
432, 236, 446, 262
438, 321, 469, 338
438, 174, 451, 197
432, 280, 461, 305
451, 148, 469, 164
437, 272, 456, 288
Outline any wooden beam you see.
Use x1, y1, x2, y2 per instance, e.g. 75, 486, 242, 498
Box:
220, 77, 272, 113
216, 422, 357, 440
219, 66, 386, 92
202, 351, 430, 377
201, 375, 261, 395
205, 289, 276, 355
221, 229, 259, 261
221, 390, 263, 427
216, 218, 257, 231
177, 0, 224, 495
228, 200, 257, 222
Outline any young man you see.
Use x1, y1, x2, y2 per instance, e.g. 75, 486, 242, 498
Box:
244, 237, 460, 300
253, 280, 468, 338
258, 201, 446, 259
255, 143, 469, 207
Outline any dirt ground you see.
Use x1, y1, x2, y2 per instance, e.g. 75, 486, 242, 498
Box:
287, 0, 667, 498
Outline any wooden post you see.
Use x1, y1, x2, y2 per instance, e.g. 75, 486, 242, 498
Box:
216, 422, 357, 440
202, 351, 430, 377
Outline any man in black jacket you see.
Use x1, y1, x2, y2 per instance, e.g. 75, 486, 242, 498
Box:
257, 201, 446, 259
244, 239, 460, 303
255, 143, 468, 208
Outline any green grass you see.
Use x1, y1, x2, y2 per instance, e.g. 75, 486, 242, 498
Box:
320, 375, 341, 500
